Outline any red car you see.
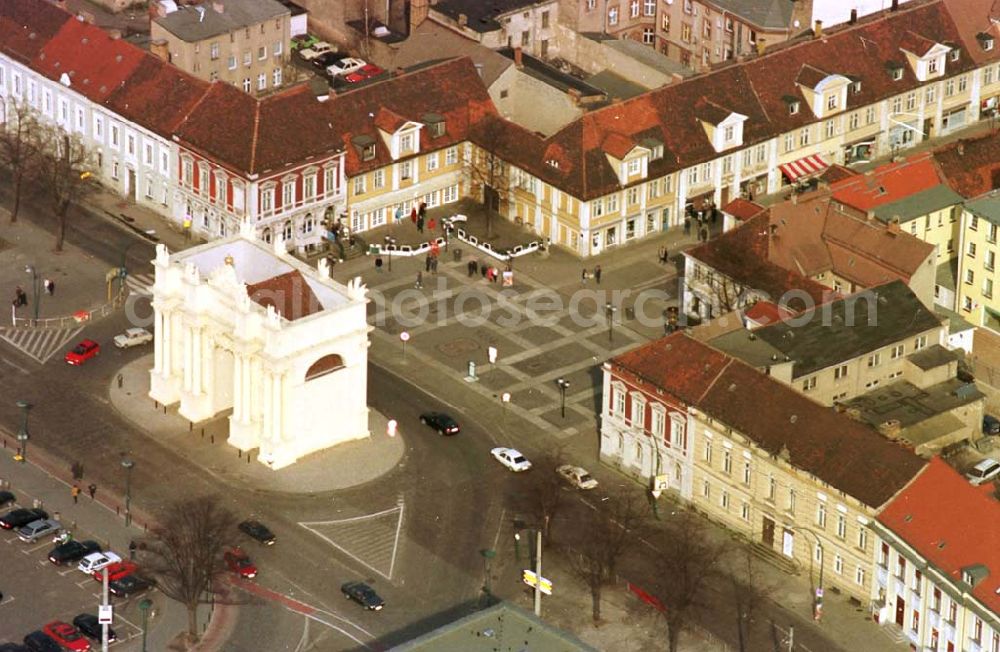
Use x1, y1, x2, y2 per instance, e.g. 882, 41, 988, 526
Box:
42, 621, 91, 652
344, 63, 385, 83
65, 339, 100, 365
93, 559, 138, 583
224, 547, 257, 579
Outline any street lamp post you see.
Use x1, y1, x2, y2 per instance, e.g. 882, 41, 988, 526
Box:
384, 236, 396, 272
121, 458, 135, 526
24, 265, 42, 323
138, 598, 153, 652
789, 526, 825, 621
605, 303, 618, 342
555, 378, 570, 419
15, 400, 30, 463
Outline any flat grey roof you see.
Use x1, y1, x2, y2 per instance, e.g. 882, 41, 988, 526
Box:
936, 259, 957, 290
935, 306, 976, 334
842, 378, 984, 430
907, 344, 957, 371
964, 192, 1000, 226
707, 0, 795, 30
871, 186, 963, 223
154, 0, 288, 42
586, 70, 649, 99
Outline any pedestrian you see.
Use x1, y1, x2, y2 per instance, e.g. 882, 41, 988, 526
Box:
684, 217, 691, 236
594, 264, 602, 284
427, 217, 437, 232
425, 254, 432, 272
415, 271, 423, 289
71, 484, 80, 504
375, 256, 384, 272
410, 206, 418, 224
491, 267, 499, 283
394, 206, 403, 224
710, 204, 718, 224
129, 540, 137, 561
481, 264, 488, 279
581, 268, 588, 285
88, 483, 97, 500
419, 202, 427, 218
467, 259, 476, 277
48, 280, 55, 295
657, 246, 666, 264
431, 256, 439, 273
700, 226, 709, 242
417, 216, 424, 233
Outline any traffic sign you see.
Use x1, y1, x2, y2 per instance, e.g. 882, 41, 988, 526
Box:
98, 605, 113, 624
522, 569, 553, 595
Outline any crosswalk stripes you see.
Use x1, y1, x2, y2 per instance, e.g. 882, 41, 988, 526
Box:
124, 272, 154, 297
0, 325, 84, 364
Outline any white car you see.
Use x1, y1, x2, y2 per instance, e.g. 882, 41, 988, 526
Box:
326, 56, 366, 77
491, 447, 532, 472
299, 41, 335, 61
114, 327, 153, 349
556, 464, 598, 490
78, 551, 121, 574
965, 458, 1000, 486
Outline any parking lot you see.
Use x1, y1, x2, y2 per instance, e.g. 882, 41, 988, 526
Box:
0, 498, 150, 646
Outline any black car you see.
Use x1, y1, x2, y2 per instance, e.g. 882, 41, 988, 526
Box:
0, 508, 47, 530
0, 491, 15, 508
419, 412, 460, 435
341, 581, 384, 611
984, 414, 1000, 435
21, 632, 60, 652
0, 643, 30, 652
238, 520, 276, 545
311, 51, 341, 71
48, 540, 101, 566
109, 574, 153, 598
72, 613, 117, 643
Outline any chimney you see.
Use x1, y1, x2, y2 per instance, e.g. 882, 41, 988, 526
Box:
513, 46, 523, 68
814, 20, 822, 38
958, 141, 965, 155
212, 0, 224, 13
849, 9, 857, 24
878, 419, 902, 439
458, 12, 467, 27
755, 37, 766, 56
891, 0, 899, 9
107, 28, 122, 40
887, 219, 901, 234
150, 38, 170, 63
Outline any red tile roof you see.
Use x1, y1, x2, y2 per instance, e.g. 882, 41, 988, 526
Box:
878, 457, 1000, 615
722, 198, 766, 223
828, 152, 946, 211
934, 130, 1000, 198
743, 300, 792, 326
245, 270, 322, 320
0, 1, 70, 65
103, 54, 211, 136
613, 333, 927, 507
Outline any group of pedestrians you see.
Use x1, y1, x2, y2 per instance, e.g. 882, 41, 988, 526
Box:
70, 483, 98, 504
580, 265, 603, 285
684, 202, 717, 243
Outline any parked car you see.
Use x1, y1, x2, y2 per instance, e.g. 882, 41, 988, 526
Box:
17, 518, 61, 543
65, 339, 100, 365
311, 51, 342, 71
291, 34, 319, 51
344, 63, 385, 83
299, 41, 335, 61
556, 464, 599, 490
21, 632, 60, 652
49, 540, 101, 566
108, 574, 153, 598
341, 581, 384, 611
113, 327, 152, 349
238, 520, 276, 545
93, 560, 138, 583
71, 614, 117, 644
0, 643, 30, 652
0, 508, 47, 530
491, 447, 532, 472
0, 490, 15, 508
77, 551, 122, 574
984, 414, 1000, 436
325, 56, 365, 76
965, 458, 1000, 486
419, 412, 460, 435
224, 547, 258, 579
41, 622, 90, 652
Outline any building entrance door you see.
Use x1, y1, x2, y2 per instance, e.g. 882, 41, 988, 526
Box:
127, 168, 137, 202
895, 597, 905, 627
761, 516, 775, 548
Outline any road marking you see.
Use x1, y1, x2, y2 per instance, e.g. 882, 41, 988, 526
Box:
299, 502, 405, 581
125, 273, 155, 297
0, 356, 30, 375
26, 540, 51, 554
491, 507, 507, 553
0, 325, 84, 364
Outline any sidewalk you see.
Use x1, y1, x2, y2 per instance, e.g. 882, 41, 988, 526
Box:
108, 354, 406, 494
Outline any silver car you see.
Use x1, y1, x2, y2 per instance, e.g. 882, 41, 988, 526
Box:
965, 458, 1000, 486
17, 518, 61, 543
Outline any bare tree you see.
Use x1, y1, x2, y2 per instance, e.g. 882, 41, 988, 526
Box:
467, 118, 512, 239
0, 99, 44, 223
727, 539, 774, 652
651, 509, 729, 652
140, 497, 237, 640
34, 126, 95, 251
567, 489, 648, 624
516, 449, 567, 543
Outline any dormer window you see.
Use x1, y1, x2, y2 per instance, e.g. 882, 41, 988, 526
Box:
723, 125, 735, 142
362, 145, 375, 161
978, 33, 995, 51
546, 159, 560, 169
627, 158, 641, 176
422, 113, 446, 138
400, 133, 414, 153
928, 59, 938, 74
651, 144, 663, 160
888, 63, 904, 81
789, 101, 800, 115
852, 81, 862, 94
826, 94, 838, 110
352, 135, 377, 162
949, 48, 960, 62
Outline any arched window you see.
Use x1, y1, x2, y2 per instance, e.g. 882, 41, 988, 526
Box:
616, 433, 624, 453
305, 354, 344, 380
262, 227, 272, 244
283, 220, 293, 241
634, 441, 644, 466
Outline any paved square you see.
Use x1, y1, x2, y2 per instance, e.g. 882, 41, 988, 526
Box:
511, 342, 593, 376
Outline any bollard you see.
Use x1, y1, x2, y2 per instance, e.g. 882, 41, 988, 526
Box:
210, 434, 214, 443
238, 449, 242, 458
201, 428, 205, 438
189, 421, 193, 432
246, 455, 250, 465
116, 506, 120, 516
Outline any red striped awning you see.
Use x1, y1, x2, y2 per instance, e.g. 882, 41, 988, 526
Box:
779, 154, 829, 182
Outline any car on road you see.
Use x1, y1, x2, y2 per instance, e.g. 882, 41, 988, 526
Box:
65, 339, 100, 365
325, 56, 365, 76
224, 547, 258, 579
113, 327, 152, 349
17, 518, 61, 543
238, 519, 276, 545
556, 464, 599, 489
21, 631, 61, 652
299, 41, 335, 61
0, 507, 48, 530
72, 614, 116, 644
41, 622, 89, 652
108, 574, 153, 598
0, 490, 15, 508
93, 560, 138, 583
419, 412, 460, 435
77, 551, 122, 574
344, 63, 385, 84
49, 540, 101, 566
491, 447, 532, 472
984, 414, 1000, 435
965, 458, 1000, 486
341, 581, 384, 611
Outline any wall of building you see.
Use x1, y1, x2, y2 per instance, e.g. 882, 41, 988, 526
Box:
957, 208, 1000, 330
490, 64, 584, 136
552, 26, 675, 88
